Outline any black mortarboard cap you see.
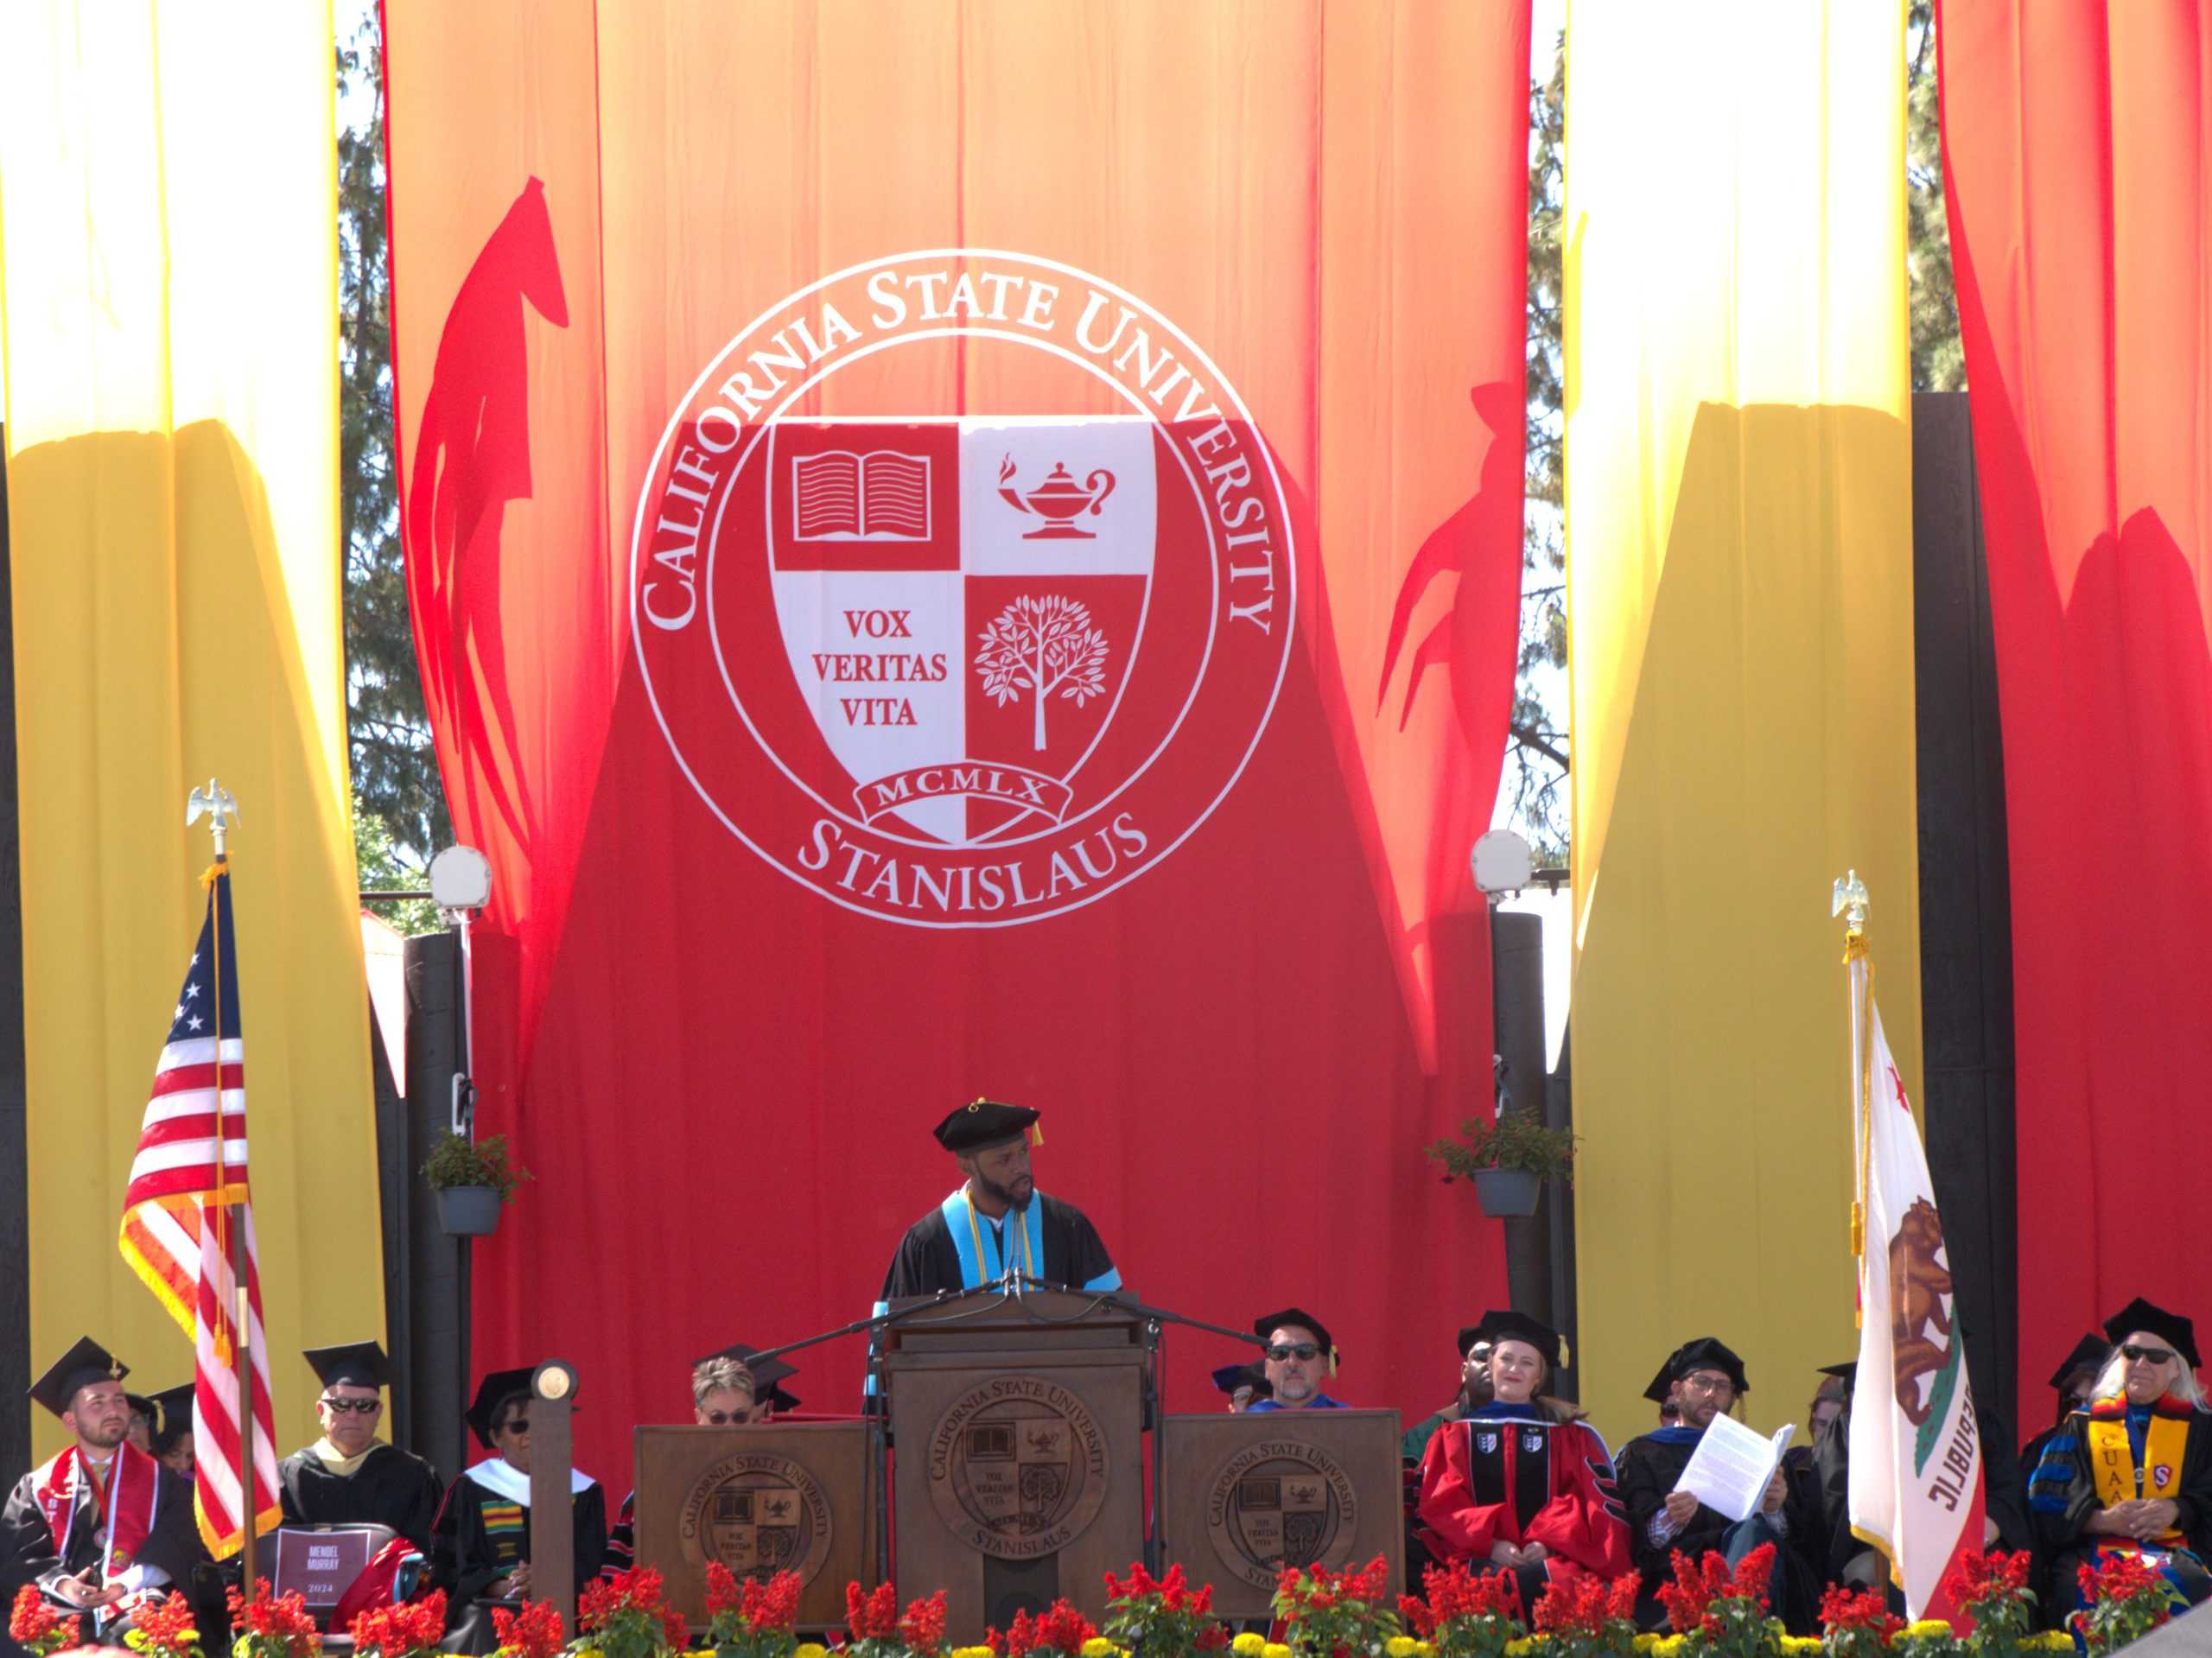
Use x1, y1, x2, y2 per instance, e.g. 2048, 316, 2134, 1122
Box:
125, 1393, 156, 1421
2102, 1298, 2200, 1369
30, 1337, 127, 1419
1211, 1363, 1271, 1400
1470, 1310, 1567, 1369
304, 1341, 392, 1392
1643, 1336, 1748, 1401
1818, 1362, 1857, 1381
1253, 1307, 1334, 1362
1456, 1328, 1491, 1359
933, 1098, 1041, 1153
467, 1367, 541, 1450
695, 1343, 802, 1412
2049, 1334, 2110, 1391
148, 1384, 195, 1439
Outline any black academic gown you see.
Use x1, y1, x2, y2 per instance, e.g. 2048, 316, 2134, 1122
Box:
429, 1464, 607, 1653
277, 1442, 443, 1554
878, 1190, 1118, 1300
2028, 1399, 2212, 1613
0, 1452, 208, 1631
1615, 1425, 1823, 1634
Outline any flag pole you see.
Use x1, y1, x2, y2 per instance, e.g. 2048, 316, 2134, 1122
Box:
1831, 869, 1873, 1324
191, 780, 256, 1584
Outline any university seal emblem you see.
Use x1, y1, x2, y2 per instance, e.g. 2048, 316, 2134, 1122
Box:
632, 251, 1295, 926
678, 1452, 834, 1584
1204, 1439, 1358, 1589
926, 1375, 1109, 1559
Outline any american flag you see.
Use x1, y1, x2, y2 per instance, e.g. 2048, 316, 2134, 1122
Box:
117, 862, 281, 1558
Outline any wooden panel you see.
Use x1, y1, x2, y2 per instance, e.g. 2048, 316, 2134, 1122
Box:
633, 1422, 878, 1630
885, 1345, 1147, 1636
1159, 1409, 1404, 1619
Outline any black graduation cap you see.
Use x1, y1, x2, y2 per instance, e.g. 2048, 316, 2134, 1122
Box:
2048, 1333, 2110, 1391
467, 1367, 541, 1450
695, 1343, 802, 1412
148, 1384, 195, 1440
1455, 1327, 1491, 1358
1253, 1307, 1335, 1372
1469, 1310, 1567, 1369
125, 1393, 156, 1423
30, 1337, 127, 1420
1210, 1363, 1272, 1400
1818, 1361, 1857, 1382
2102, 1298, 2200, 1369
1640, 1336, 1748, 1402
933, 1097, 1041, 1153
304, 1341, 392, 1392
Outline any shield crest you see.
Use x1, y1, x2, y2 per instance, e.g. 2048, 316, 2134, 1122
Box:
766, 416, 1157, 847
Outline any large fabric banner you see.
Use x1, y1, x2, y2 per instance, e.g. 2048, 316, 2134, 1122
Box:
1936, 2, 2212, 1390
1565, 5, 1924, 1439
384, 1, 1530, 1486
0, 1, 380, 1453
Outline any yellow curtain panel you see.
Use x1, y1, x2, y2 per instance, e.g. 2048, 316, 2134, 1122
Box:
0, 1, 379, 1455
1564, 0, 1922, 1438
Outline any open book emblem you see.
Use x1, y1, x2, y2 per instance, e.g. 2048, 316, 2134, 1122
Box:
791, 448, 932, 541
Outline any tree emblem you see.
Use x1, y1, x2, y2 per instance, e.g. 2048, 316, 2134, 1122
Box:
974, 594, 1110, 752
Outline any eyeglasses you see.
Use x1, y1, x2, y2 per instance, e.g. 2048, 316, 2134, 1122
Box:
321, 1397, 381, 1414
1680, 1373, 1736, 1395
1267, 1344, 1320, 1363
2121, 1344, 2176, 1365
701, 1409, 753, 1426
498, 1418, 531, 1436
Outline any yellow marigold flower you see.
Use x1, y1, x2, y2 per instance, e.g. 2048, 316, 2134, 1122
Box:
1233, 1637, 1268, 1658
1632, 1638, 1658, 1654
1386, 1638, 1420, 1658
1505, 1641, 1535, 1658
1263, 1644, 1294, 1658
1652, 1637, 1687, 1658
1906, 1621, 1955, 1638
1414, 1645, 1437, 1657
951, 1648, 995, 1658
795, 1644, 830, 1658
1081, 1642, 1117, 1657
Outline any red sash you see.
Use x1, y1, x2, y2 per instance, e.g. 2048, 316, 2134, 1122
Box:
32, 1444, 160, 1577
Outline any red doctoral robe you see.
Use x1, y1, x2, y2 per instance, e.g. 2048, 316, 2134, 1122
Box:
1415, 1406, 1632, 1583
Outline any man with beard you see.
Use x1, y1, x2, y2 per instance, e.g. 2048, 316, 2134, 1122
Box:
1, 1337, 206, 1633
1246, 1309, 1349, 1411
276, 1342, 443, 1553
878, 1100, 1119, 1299
1615, 1337, 1821, 1632
1402, 1330, 1493, 1459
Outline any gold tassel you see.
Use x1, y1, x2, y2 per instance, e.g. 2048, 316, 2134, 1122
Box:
1850, 1200, 1864, 1257
1558, 1336, 1573, 1369
199, 861, 227, 891
1329, 1347, 1338, 1377
1031, 1121, 1044, 1147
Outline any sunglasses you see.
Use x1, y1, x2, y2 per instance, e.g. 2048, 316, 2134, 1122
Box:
321, 1397, 381, 1414
2121, 1344, 2177, 1365
499, 1417, 531, 1436
1267, 1344, 1320, 1363
701, 1409, 753, 1426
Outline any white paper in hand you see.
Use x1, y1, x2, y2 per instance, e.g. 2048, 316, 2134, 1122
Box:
1672, 1413, 1796, 1523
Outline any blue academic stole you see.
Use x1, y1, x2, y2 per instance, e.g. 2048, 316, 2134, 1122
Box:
943, 1186, 1046, 1286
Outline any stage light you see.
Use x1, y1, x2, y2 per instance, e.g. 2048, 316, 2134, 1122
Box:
1471, 829, 1535, 900
429, 844, 493, 915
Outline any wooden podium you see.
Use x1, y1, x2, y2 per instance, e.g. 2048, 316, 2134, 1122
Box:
633, 1423, 880, 1629
881, 1289, 1154, 1635
1158, 1409, 1404, 1619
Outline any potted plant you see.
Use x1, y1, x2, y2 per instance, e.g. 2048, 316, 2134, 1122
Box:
423, 1129, 530, 1237
1426, 1107, 1576, 1217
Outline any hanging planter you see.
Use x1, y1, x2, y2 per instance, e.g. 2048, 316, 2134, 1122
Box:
423, 1130, 531, 1238
1471, 1168, 1543, 1217
1427, 1107, 1575, 1219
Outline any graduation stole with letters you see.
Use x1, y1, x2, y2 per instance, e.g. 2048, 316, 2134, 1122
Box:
2085, 1396, 2193, 1540
33, 1444, 159, 1576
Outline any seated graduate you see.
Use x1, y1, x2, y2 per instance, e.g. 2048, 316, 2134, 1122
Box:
1212, 1363, 1271, 1414
146, 1386, 195, 1481
1615, 1337, 1821, 1634
2029, 1297, 2212, 1616
1, 1337, 207, 1633
1404, 1331, 1494, 1462
1247, 1309, 1348, 1411
124, 1395, 157, 1458
277, 1342, 442, 1555
2023, 1333, 2109, 1473
1414, 1311, 1630, 1600
431, 1367, 607, 1651
604, 1348, 795, 1579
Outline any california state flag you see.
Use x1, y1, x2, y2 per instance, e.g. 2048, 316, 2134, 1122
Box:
1846, 943, 1986, 1623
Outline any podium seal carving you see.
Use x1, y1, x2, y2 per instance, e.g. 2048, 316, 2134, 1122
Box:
1205, 1440, 1358, 1588
679, 1452, 835, 1582
926, 1375, 1109, 1558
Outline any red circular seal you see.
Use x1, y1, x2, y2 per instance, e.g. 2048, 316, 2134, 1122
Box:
631, 250, 1294, 927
